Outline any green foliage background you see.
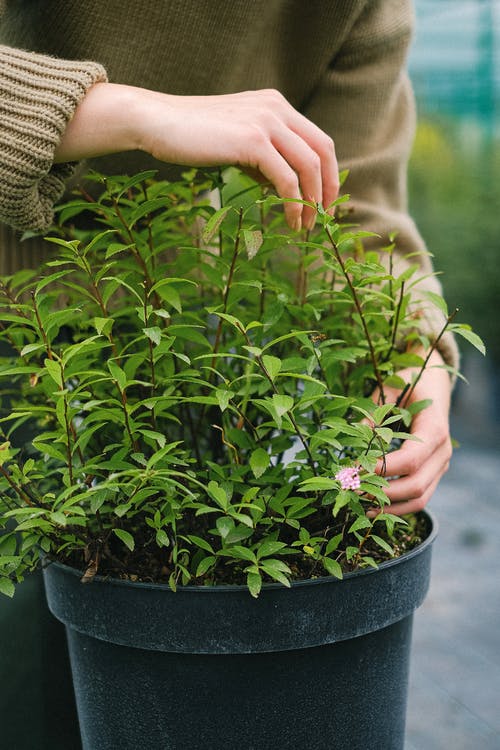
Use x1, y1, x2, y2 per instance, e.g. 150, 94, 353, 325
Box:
409, 117, 500, 363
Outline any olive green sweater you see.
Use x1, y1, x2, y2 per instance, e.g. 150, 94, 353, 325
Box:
0, 0, 458, 366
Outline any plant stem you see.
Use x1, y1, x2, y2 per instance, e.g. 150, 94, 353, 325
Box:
56, 360, 75, 487
296, 231, 310, 306
117, 385, 139, 452
143, 283, 157, 429
397, 308, 458, 408
324, 225, 386, 404
241, 328, 318, 475
386, 280, 405, 361
80, 254, 120, 358
211, 208, 244, 365
0, 464, 35, 507
111, 195, 164, 311
31, 293, 53, 360
196, 209, 244, 434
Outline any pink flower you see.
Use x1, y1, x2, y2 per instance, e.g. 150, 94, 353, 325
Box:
335, 466, 361, 491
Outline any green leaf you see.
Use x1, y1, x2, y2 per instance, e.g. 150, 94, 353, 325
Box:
208, 310, 244, 331
50, 511, 67, 526
226, 545, 256, 563
216, 516, 233, 540
143, 326, 162, 346
188, 535, 214, 554
228, 512, 254, 529
272, 394, 294, 417
322, 557, 343, 579
0, 536, 16, 556
244, 345, 262, 357
256, 540, 287, 559
114, 503, 132, 518
348, 516, 372, 534
450, 325, 486, 355
375, 427, 394, 445
207, 481, 228, 510
249, 448, 269, 479
104, 242, 135, 259
116, 170, 158, 197
94, 317, 114, 337
225, 525, 254, 544
20, 343, 45, 357
44, 358, 63, 388
156, 285, 182, 313
298, 477, 338, 491
0, 578, 15, 598
108, 361, 127, 390
113, 528, 135, 551
196, 556, 216, 577
0, 442, 12, 465
129, 197, 170, 224
261, 355, 281, 383
247, 571, 262, 598
333, 490, 351, 516
243, 229, 263, 259
156, 529, 170, 547
325, 534, 343, 555
215, 388, 233, 413
260, 559, 291, 587
202, 206, 232, 243
423, 291, 448, 316
372, 403, 397, 425
371, 535, 394, 555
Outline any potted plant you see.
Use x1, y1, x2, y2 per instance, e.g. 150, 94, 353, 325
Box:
0, 169, 483, 750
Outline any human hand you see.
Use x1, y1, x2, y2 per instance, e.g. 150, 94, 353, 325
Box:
369, 350, 453, 517
55, 83, 339, 232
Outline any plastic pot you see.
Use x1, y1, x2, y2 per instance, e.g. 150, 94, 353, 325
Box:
43, 511, 437, 750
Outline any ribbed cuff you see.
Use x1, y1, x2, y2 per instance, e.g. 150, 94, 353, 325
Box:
0, 45, 107, 231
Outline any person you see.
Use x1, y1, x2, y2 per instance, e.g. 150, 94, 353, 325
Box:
0, 3, 458, 746
0, 0, 457, 516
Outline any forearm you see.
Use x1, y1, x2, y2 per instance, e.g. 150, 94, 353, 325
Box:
55, 84, 340, 232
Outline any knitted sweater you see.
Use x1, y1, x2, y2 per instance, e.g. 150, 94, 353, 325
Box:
0, 0, 458, 366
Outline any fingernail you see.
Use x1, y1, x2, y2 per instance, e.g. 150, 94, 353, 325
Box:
305, 216, 316, 231
293, 216, 302, 232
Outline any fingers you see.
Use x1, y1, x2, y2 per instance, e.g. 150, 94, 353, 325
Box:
259, 127, 323, 231
267, 97, 339, 229
367, 353, 452, 517
138, 88, 339, 232
372, 402, 452, 516
369, 473, 443, 518
287, 110, 339, 216
379, 439, 450, 502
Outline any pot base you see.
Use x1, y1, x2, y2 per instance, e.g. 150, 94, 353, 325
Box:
68, 615, 412, 750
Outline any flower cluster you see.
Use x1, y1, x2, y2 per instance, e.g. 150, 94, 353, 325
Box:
335, 466, 361, 491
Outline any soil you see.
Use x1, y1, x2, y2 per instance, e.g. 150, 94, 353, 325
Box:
59, 512, 431, 589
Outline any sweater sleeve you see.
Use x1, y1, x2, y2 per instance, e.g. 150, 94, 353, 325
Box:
0, 45, 107, 232
303, 0, 459, 371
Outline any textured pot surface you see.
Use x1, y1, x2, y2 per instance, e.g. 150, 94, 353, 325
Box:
43, 511, 437, 750
66, 615, 414, 750
44, 511, 437, 654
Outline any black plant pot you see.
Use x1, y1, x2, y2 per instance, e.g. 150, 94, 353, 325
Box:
43, 511, 437, 750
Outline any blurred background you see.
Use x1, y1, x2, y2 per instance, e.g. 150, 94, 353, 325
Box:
409, 0, 500, 448
406, 2, 500, 748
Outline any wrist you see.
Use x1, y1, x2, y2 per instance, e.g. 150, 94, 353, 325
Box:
54, 82, 146, 163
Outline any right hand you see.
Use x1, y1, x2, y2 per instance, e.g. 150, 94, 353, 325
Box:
55, 83, 339, 231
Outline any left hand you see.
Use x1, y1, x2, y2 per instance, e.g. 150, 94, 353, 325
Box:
369, 349, 453, 517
